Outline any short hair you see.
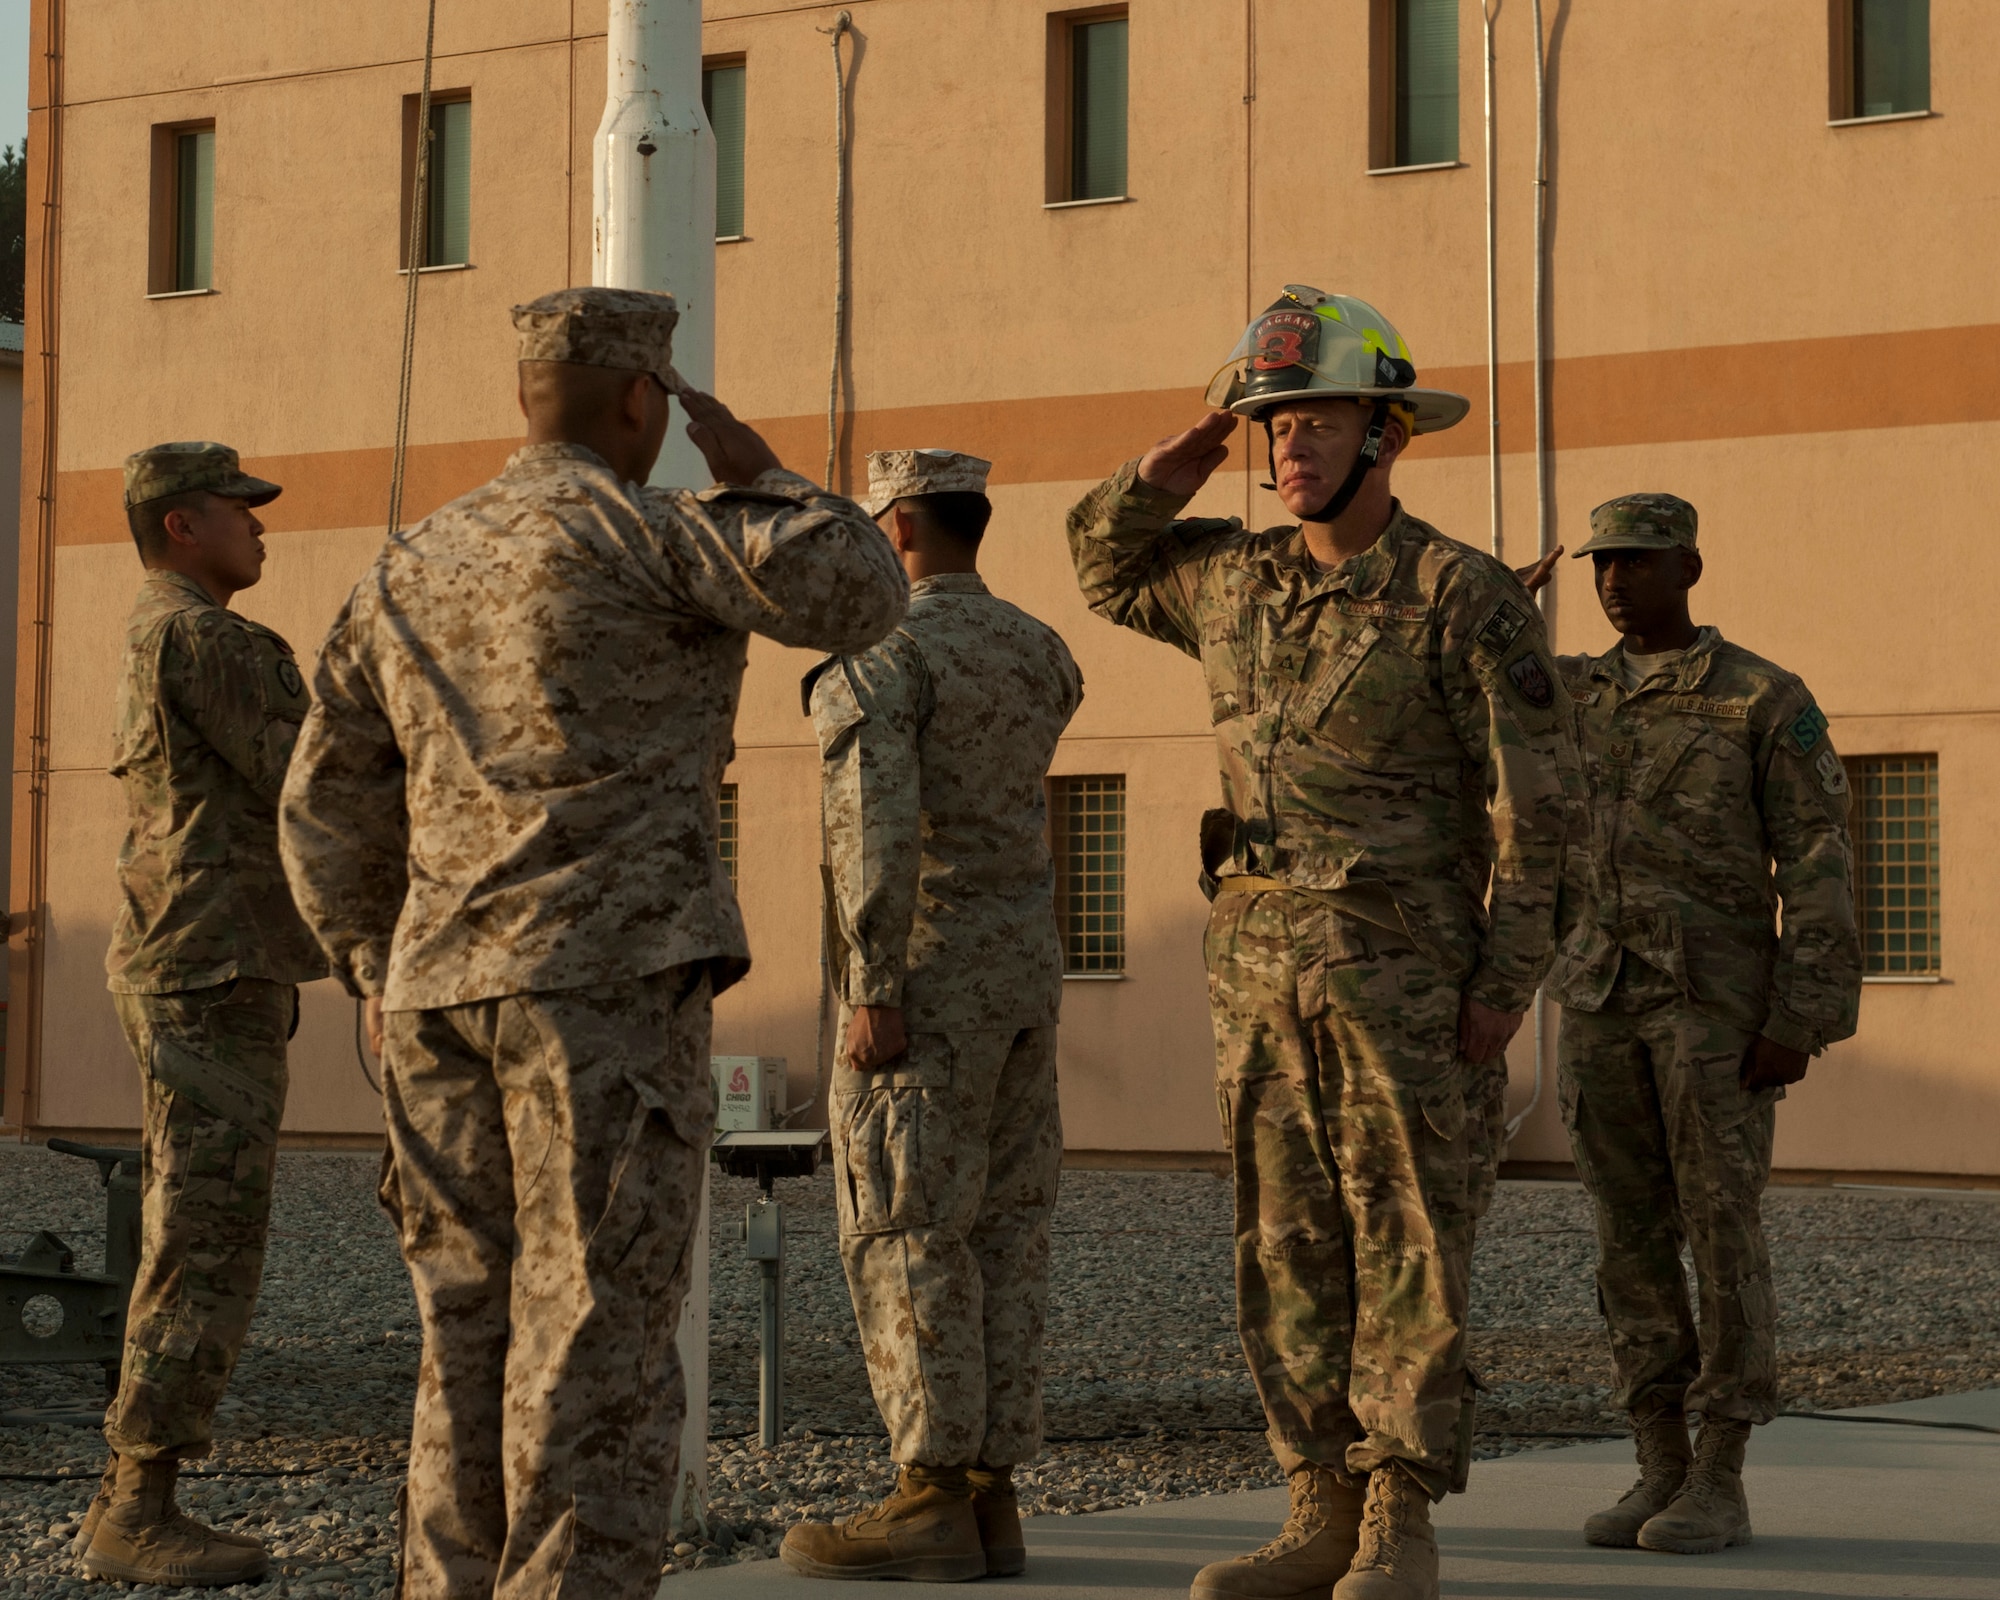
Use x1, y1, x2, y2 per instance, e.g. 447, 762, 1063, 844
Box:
126, 490, 208, 563
903, 491, 992, 548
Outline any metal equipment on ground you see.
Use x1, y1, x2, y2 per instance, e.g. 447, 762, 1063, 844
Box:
1, 1139, 142, 1396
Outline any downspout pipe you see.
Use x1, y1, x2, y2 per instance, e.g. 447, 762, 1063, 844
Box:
1482, 0, 1501, 559
1510, 0, 1551, 1146
591, 0, 716, 1536
593, 0, 717, 491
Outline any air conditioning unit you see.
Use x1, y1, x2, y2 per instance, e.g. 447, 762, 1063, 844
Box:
710, 1056, 784, 1132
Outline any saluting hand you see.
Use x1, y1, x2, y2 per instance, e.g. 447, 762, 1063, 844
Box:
680, 386, 783, 488
1136, 412, 1240, 499
1515, 545, 1564, 597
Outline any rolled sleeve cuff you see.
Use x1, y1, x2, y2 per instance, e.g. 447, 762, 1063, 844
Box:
847, 957, 905, 1009
1466, 963, 1537, 1018
1759, 1010, 1824, 1056
1113, 462, 1193, 519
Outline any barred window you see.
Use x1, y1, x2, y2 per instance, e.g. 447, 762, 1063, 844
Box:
1052, 775, 1125, 974
1855, 756, 1940, 975
718, 783, 739, 890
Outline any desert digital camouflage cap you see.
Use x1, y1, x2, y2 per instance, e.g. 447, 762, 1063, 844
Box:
1573, 492, 1699, 558
512, 286, 682, 387
863, 449, 994, 516
123, 442, 283, 510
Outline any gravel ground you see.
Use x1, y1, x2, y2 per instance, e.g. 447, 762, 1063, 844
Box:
4, 1144, 1996, 1594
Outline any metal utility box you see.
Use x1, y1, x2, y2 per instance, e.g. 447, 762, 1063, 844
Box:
710, 1055, 784, 1132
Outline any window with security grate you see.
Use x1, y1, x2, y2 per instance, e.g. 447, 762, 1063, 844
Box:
1394, 0, 1459, 166
1854, 755, 1940, 975
718, 783, 739, 890
1052, 775, 1126, 974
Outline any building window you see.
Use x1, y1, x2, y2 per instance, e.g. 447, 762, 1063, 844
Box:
1048, 9, 1128, 203
1052, 775, 1125, 974
149, 122, 214, 293
1373, 0, 1459, 168
1855, 756, 1940, 975
403, 93, 470, 268
704, 60, 746, 239
1833, 0, 1929, 120
718, 783, 739, 890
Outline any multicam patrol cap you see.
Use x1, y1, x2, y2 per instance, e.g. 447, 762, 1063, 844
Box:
1573, 492, 1699, 558
862, 449, 994, 516
123, 442, 283, 510
511, 286, 683, 389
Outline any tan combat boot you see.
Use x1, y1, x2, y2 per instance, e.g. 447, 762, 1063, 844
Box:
1191, 1466, 1366, 1600
1637, 1416, 1753, 1554
1329, 1466, 1438, 1600
80, 1455, 270, 1586
71, 1453, 261, 1560
968, 1463, 1026, 1577
781, 1464, 986, 1582
1583, 1402, 1693, 1547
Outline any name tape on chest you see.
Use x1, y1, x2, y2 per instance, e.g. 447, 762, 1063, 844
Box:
1338, 598, 1430, 624
1668, 694, 1749, 719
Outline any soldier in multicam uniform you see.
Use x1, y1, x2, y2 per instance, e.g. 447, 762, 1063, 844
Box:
278, 288, 907, 1599
782, 449, 1084, 1583
77, 443, 326, 1588
1066, 289, 1579, 1600
1544, 494, 1861, 1556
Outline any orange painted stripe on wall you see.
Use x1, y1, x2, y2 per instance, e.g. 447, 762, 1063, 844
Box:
52, 324, 2000, 546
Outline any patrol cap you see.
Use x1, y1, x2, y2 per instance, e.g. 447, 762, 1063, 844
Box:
1573, 492, 1699, 558
863, 449, 994, 516
123, 441, 282, 510
511, 286, 683, 389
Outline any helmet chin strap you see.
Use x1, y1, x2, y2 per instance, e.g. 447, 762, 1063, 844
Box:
1260, 399, 1393, 525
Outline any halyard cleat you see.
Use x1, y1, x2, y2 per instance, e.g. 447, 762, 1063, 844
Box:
1638, 1416, 1754, 1554
781, 1464, 987, 1582
1583, 1402, 1693, 1548
1191, 1466, 1366, 1600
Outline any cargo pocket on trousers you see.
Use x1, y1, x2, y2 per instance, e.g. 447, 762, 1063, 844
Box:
833, 1039, 953, 1238
588, 1071, 684, 1277
1557, 1073, 1594, 1189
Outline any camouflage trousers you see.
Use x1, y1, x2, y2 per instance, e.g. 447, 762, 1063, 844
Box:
106, 978, 294, 1462
1559, 988, 1780, 1424
831, 1018, 1063, 1469
1206, 890, 1505, 1499
379, 965, 715, 1600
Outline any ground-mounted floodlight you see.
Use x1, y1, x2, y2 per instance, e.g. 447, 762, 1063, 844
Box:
711, 1129, 830, 1449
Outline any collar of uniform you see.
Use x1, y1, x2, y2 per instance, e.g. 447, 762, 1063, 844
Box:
910, 573, 989, 599
505, 440, 619, 477
144, 569, 223, 611
1272, 502, 1408, 598
1586, 623, 1725, 693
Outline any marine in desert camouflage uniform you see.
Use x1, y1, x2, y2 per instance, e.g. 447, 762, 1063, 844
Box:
783, 449, 1084, 1583
1067, 290, 1579, 1600
278, 288, 907, 1600
1546, 493, 1861, 1556
78, 442, 326, 1589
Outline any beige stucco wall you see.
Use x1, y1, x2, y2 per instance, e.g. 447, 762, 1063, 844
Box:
15, 0, 1999, 1175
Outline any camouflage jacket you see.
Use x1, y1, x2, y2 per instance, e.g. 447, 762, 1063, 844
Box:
807, 573, 1084, 1032
280, 443, 907, 1009
106, 571, 327, 994
1550, 627, 1862, 1053
1067, 463, 1578, 1013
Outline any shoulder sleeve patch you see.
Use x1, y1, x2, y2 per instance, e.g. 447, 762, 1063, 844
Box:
1814, 745, 1849, 796
1476, 601, 1530, 657
1782, 702, 1829, 756
1505, 653, 1556, 710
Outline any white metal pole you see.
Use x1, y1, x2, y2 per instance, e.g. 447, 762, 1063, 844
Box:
591, 0, 717, 1536
594, 0, 717, 491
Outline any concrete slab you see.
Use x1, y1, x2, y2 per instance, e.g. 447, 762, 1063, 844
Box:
666, 1391, 2000, 1599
